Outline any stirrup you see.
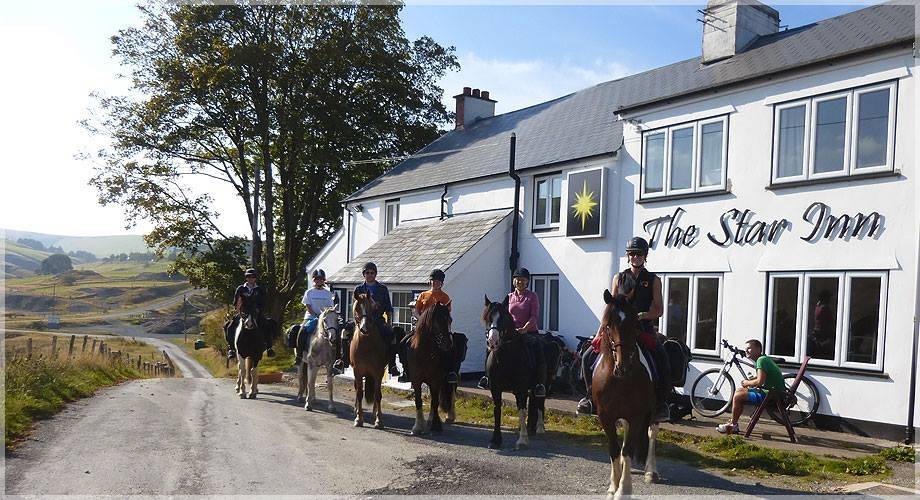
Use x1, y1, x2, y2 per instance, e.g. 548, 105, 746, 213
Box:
477, 376, 490, 390
576, 398, 593, 416
445, 372, 458, 384
533, 384, 546, 398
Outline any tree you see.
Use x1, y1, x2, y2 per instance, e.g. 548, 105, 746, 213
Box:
17, 238, 45, 251
40, 254, 73, 275
84, 2, 457, 319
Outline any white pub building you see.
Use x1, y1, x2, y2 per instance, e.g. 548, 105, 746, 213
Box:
310, 0, 919, 441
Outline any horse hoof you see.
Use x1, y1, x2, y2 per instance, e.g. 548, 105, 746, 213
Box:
410, 427, 424, 436
248, 392, 257, 399
445, 416, 455, 424
354, 419, 363, 427
305, 403, 312, 411
239, 393, 246, 399
645, 472, 659, 484
374, 421, 384, 430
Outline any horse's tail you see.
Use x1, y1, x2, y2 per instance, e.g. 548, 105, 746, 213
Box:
439, 381, 455, 413
363, 376, 375, 404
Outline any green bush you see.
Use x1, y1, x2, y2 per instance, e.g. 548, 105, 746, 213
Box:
879, 445, 917, 463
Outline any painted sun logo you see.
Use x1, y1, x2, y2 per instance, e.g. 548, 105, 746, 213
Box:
571, 180, 599, 230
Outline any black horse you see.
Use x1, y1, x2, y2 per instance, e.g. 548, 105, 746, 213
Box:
482, 295, 546, 449
233, 314, 278, 399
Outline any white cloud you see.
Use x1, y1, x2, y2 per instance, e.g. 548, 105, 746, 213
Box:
439, 51, 635, 115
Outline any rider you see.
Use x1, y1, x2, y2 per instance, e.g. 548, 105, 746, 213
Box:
476, 267, 547, 398
226, 268, 274, 359
405, 268, 459, 384
353, 262, 401, 377
300, 268, 343, 375
576, 237, 671, 422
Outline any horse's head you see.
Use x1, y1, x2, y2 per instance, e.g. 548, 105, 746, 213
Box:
601, 289, 639, 354
353, 293, 377, 335
482, 294, 514, 351
318, 306, 341, 342
241, 313, 257, 331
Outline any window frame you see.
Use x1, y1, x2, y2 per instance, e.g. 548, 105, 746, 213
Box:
852, 82, 897, 174
771, 81, 897, 185
530, 274, 560, 333
641, 115, 728, 199
764, 271, 888, 371
532, 172, 564, 231
390, 289, 416, 333
384, 199, 400, 236
660, 273, 723, 356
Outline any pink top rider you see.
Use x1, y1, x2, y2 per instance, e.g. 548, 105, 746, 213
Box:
507, 289, 540, 333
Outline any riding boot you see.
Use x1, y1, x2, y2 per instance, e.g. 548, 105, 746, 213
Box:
397, 338, 411, 383
387, 344, 401, 377
225, 316, 239, 359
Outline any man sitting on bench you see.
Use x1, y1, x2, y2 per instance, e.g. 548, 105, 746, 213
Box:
717, 339, 785, 434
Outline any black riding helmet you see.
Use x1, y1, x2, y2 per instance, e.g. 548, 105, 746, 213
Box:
513, 267, 531, 279
362, 262, 377, 274
244, 268, 259, 278
625, 237, 650, 255
429, 269, 446, 282
312, 268, 326, 279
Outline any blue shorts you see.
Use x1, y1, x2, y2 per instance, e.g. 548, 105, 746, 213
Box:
748, 388, 767, 405
303, 317, 318, 334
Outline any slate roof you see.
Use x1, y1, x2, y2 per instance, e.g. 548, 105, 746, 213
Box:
344, 0, 915, 203
329, 209, 512, 285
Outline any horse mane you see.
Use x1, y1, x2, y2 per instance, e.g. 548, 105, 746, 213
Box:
413, 302, 451, 349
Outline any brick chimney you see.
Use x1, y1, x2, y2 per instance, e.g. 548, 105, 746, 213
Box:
453, 87, 496, 129
701, 0, 779, 64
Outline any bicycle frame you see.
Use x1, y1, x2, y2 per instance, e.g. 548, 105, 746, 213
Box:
707, 352, 756, 396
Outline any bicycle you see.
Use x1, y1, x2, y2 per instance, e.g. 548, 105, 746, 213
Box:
689, 339, 820, 426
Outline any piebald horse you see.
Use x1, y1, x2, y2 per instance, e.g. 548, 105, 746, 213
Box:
296, 307, 341, 412
235, 313, 264, 399
593, 289, 659, 499
406, 301, 456, 435
350, 293, 387, 429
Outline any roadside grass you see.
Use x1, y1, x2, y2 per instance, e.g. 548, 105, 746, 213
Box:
4, 351, 159, 450
440, 392, 902, 484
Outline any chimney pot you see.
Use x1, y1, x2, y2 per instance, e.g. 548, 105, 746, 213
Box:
481, 91, 490, 100
454, 86, 496, 129
472, 89, 481, 98
463, 86, 472, 95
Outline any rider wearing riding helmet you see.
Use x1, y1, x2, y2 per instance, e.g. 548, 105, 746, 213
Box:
404, 268, 460, 384
300, 268, 343, 374
353, 262, 401, 377
226, 268, 274, 359
476, 267, 548, 398
576, 237, 671, 422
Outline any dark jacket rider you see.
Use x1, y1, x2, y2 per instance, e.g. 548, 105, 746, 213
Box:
352, 262, 401, 377
226, 268, 275, 359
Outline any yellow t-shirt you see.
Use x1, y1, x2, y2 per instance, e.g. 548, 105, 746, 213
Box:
415, 289, 451, 314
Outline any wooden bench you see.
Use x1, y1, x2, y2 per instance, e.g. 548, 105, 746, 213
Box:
743, 356, 811, 443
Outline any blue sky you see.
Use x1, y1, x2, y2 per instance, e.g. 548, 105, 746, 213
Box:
0, 2, 873, 237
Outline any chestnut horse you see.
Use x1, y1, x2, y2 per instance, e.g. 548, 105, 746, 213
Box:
406, 301, 456, 435
482, 295, 544, 450
350, 293, 387, 428
593, 290, 659, 499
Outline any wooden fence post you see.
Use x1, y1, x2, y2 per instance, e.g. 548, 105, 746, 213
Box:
51, 336, 58, 357
91, 339, 98, 354
68, 335, 76, 357
27, 337, 33, 359
82, 335, 88, 353
137, 355, 142, 370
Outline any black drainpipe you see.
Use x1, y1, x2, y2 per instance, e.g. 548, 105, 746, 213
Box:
508, 133, 520, 273
440, 184, 448, 220
906, 229, 920, 443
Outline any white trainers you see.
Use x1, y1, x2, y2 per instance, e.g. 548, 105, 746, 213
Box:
716, 422, 739, 434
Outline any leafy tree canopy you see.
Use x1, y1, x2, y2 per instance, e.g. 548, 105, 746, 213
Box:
40, 254, 73, 275
83, 1, 458, 318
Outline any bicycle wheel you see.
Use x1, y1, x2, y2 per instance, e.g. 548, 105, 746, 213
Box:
767, 374, 820, 427
690, 368, 736, 417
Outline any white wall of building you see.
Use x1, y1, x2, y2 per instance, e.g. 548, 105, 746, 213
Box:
617, 52, 917, 427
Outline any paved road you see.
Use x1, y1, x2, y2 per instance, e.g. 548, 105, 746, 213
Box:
6, 376, 812, 497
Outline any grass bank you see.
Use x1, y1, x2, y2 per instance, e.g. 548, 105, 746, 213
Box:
5, 355, 149, 450
437, 391, 915, 485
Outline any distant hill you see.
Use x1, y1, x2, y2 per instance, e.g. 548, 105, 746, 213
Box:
3, 229, 149, 257
3, 240, 100, 277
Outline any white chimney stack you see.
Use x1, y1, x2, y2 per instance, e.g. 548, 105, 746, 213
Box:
701, 0, 779, 64
454, 87, 496, 129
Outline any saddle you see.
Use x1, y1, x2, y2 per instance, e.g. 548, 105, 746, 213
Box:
663, 339, 692, 387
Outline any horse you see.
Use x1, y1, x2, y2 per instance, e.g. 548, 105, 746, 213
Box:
295, 307, 341, 412
482, 295, 545, 450
405, 302, 456, 435
235, 312, 265, 399
592, 289, 659, 499
350, 293, 387, 429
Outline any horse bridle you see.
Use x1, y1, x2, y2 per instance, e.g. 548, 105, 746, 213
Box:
603, 324, 638, 377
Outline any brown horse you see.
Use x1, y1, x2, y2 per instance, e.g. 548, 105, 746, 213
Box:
592, 289, 659, 499
405, 301, 455, 435
350, 293, 387, 429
